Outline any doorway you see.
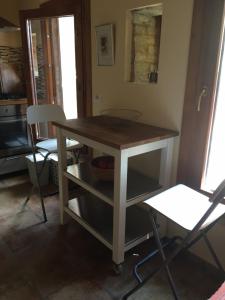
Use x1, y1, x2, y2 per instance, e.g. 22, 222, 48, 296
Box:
28, 15, 77, 120
20, 0, 92, 127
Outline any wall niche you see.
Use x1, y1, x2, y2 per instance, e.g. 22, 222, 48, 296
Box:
127, 4, 163, 84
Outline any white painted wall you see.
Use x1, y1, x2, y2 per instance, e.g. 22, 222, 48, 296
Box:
19, 0, 45, 10
0, 32, 21, 47
0, 0, 20, 25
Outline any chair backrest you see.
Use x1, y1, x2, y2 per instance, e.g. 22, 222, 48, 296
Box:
27, 104, 66, 125
193, 179, 225, 232
209, 179, 225, 205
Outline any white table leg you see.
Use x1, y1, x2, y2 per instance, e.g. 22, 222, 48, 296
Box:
113, 151, 128, 265
57, 127, 69, 225
159, 138, 174, 188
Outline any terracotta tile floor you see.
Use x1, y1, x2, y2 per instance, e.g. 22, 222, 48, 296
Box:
0, 172, 223, 300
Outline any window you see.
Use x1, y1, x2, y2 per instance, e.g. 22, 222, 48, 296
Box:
203, 29, 225, 192
177, 0, 224, 190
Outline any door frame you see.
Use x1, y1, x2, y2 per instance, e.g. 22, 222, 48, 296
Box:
177, 0, 225, 189
20, 0, 92, 118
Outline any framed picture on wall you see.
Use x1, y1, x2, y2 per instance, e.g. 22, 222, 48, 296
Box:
96, 24, 114, 66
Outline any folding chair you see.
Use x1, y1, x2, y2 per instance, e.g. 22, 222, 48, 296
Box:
123, 181, 225, 300
24, 104, 83, 222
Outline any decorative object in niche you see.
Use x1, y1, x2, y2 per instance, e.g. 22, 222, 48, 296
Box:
128, 4, 163, 83
96, 24, 114, 66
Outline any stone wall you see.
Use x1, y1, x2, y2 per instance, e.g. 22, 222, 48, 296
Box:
35, 46, 47, 102
0, 43, 46, 99
0, 46, 23, 64
0, 46, 25, 92
131, 11, 162, 83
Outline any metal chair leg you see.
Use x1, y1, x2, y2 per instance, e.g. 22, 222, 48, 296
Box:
33, 150, 47, 222
203, 234, 225, 274
122, 264, 163, 300
122, 221, 179, 300
72, 149, 80, 164
35, 172, 47, 222
151, 214, 179, 300
38, 151, 51, 176
123, 215, 224, 300
133, 237, 178, 283
23, 168, 47, 222
25, 125, 47, 222
22, 185, 34, 209
134, 248, 160, 283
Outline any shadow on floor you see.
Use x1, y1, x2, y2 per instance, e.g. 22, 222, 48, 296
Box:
0, 172, 223, 299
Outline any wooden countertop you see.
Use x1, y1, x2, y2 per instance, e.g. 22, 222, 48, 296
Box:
53, 115, 179, 150
0, 99, 28, 106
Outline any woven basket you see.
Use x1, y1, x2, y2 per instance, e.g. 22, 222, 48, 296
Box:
91, 156, 114, 181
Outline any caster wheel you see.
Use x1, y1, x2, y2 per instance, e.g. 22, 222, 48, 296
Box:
113, 263, 123, 275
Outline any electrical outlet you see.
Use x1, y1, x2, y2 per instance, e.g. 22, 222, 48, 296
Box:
94, 95, 102, 103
